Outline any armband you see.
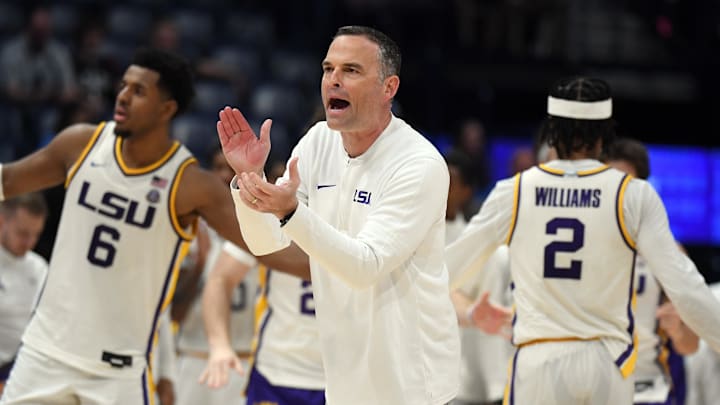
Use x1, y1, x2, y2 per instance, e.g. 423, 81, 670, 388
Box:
279, 208, 297, 227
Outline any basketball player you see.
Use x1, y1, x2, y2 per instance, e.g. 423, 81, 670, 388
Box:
0, 193, 48, 395
446, 76, 720, 405
603, 137, 699, 405
200, 239, 325, 405
0, 47, 307, 404
173, 147, 259, 405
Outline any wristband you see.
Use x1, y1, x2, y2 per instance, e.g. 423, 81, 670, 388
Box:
279, 208, 296, 227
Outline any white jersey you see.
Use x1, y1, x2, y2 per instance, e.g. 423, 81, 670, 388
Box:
151, 310, 176, 384
0, 245, 47, 364
510, 164, 637, 375
447, 159, 720, 379
22, 121, 197, 378
176, 227, 257, 354
233, 116, 460, 404
223, 241, 324, 389
632, 256, 672, 383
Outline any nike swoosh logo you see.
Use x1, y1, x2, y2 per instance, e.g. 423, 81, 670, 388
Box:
317, 184, 336, 189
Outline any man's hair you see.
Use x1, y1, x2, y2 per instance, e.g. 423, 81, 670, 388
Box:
334, 25, 401, 81
131, 47, 195, 116
538, 77, 615, 159
602, 137, 650, 179
0, 192, 48, 219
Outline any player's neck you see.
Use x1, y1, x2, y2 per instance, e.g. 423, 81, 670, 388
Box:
567, 140, 602, 161
120, 128, 175, 168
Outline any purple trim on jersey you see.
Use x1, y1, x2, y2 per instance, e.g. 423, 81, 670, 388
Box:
252, 270, 274, 359
615, 174, 635, 252
612, 174, 636, 370
141, 369, 150, 405
246, 366, 326, 405
144, 239, 183, 361
667, 344, 687, 405
0, 359, 14, 380
508, 348, 519, 405
615, 252, 637, 369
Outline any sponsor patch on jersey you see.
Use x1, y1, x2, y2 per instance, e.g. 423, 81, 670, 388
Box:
147, 189, 161, 203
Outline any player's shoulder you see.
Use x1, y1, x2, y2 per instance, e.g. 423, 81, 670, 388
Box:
58, 122, 103, 141
52, 122, 106, 155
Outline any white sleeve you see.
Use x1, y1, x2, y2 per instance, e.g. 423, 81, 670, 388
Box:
221, 240, 258, 267
629, 180, 720, 353
282, 156, 448, 289
230, 177, 291, 255
445, 178, 514, 290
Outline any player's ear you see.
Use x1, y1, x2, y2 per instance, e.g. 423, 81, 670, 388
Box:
160, 99, 178, 121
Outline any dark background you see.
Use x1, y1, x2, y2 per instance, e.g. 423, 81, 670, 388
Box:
1, 0, 718, 281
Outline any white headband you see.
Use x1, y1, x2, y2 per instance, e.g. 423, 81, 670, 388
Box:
547, 96, 612, 120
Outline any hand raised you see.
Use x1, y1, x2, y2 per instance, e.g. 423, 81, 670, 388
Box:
237, 156, 300, 219
216, 106, 271, 175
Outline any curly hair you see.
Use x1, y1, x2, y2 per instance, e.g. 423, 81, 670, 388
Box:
131, 47, 195, 116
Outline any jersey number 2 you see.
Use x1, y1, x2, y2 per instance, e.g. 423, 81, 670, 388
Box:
543, 218, 584, 279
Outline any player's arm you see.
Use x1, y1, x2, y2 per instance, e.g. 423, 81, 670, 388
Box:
177, 165, 310, 279
1, 123, 96, 199
451, 290, 476, 328
634, 181, 720, 353
170, 222, 210, 324
200, 242, 253, 388
656, 299, 699, 355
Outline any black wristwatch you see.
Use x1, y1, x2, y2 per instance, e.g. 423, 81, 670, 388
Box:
279, 208, 297, 227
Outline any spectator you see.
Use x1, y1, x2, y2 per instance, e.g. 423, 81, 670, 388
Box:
0, 5, 78, 157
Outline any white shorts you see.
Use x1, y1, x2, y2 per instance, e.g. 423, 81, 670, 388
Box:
505, 340, 633, 405
0, 345, 151, 405
175, 353, 249, 405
